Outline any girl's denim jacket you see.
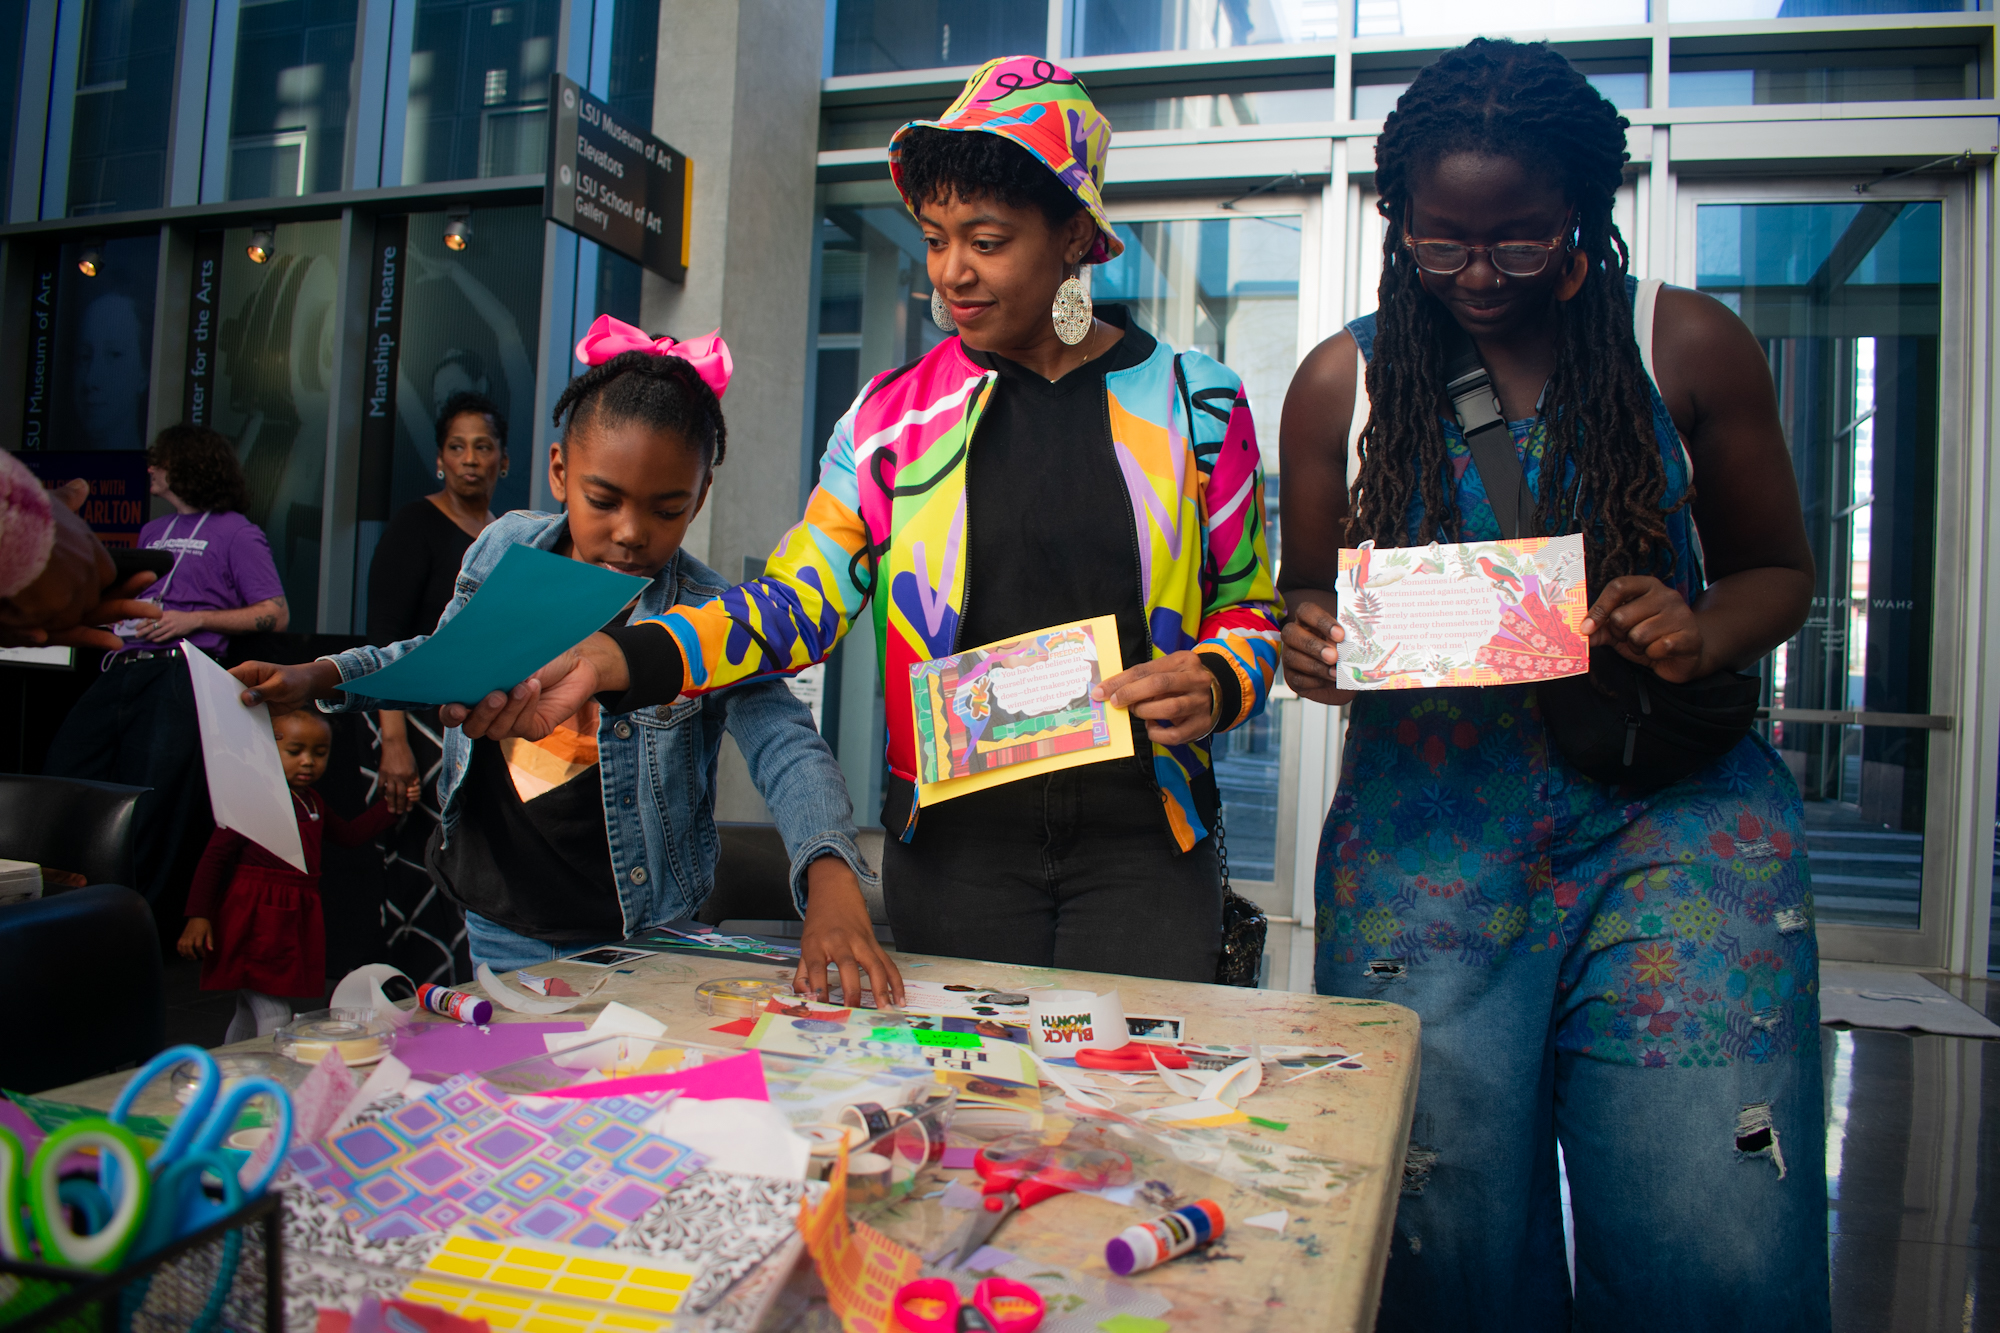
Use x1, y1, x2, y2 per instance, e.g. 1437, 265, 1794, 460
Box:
319, 510, 870, 931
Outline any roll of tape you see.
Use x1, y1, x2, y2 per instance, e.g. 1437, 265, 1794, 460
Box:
1029, 989, 1128, 1056
847, 1151, 893, 1203
330, 963, 415, 1028
837, 1101, 894, 1141
697, 976, 798, 1019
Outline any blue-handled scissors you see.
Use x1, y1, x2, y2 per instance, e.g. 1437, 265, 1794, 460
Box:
105, 1046, 294, 1208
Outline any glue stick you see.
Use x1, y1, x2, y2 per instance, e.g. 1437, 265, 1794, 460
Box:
417, 983, 492, 1025
1104, 1200, 1225, 1275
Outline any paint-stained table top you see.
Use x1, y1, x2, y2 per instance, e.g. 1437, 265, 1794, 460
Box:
49, 948, 1418, 1331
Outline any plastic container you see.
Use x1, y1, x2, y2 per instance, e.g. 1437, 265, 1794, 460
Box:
272, 1008, 398, 1067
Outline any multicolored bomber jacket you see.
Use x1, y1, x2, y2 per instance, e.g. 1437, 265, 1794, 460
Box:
631, 332, 1284, 849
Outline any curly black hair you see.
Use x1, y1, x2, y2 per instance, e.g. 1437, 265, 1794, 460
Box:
552, 350, 726, 468
148, 424, 247, 513
1353, 38, 1676, 593
435, 391, 507, 451
895, 125, 1085, 231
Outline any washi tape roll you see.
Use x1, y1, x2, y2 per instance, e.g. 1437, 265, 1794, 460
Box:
417, 983, 493, 1026
847, 1151, 893, 1203
838, 1101, 894, 1141
801, 1124, 863, 1157
1028, 989, 1129, 1056
697, 976, 796, 1018
274, 1010, 397, 1066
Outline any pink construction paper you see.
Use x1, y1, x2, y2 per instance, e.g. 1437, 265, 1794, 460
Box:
392, 1019, 587, 1082
540, 1050, 770, 1103
0, 1098, 44, 1153
940, 1146, 977, 1169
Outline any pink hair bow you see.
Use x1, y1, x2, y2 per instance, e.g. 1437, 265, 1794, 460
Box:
573, 314, 733, 399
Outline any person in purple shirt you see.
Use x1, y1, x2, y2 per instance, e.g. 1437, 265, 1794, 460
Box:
46, 425, 288, 908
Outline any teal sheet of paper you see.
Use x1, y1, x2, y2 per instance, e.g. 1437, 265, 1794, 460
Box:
343, 544, 651, 704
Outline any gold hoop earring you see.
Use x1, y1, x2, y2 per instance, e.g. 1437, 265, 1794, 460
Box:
1052, 266, 1092, 346
930, 289, 956, 333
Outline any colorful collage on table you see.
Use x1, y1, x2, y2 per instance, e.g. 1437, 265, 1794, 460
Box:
288, 1074, 704, 1245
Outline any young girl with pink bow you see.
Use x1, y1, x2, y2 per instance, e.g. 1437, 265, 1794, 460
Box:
230, 320, 888, 986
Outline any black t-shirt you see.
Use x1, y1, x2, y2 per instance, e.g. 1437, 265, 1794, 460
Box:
959, 306, 1155, 740
368, 499, 477, 643
425, 736, 624, 944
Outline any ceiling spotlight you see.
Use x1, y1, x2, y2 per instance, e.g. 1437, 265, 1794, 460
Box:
247, 222, 276, 264
76, 240, 103, 277
443, 205, 472, 252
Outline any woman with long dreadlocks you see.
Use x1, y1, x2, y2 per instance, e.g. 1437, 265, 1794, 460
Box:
1280, 40, 1827, 1331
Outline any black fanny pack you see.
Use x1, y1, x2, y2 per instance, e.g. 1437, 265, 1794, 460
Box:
1442, 328, 1759, 791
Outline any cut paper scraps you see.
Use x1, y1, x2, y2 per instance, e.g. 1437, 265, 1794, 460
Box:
1335, 535, 1588, 690
288, 1073, 704, 1246
1241, 1210, 1289, 1235
911, 615, 1134, 805
401, 1232, 699, 1332
747, 1008, 1037, 1086
799, 1150, 920, 1333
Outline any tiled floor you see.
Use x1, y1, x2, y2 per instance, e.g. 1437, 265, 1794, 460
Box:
1826, 974, 1999, 1333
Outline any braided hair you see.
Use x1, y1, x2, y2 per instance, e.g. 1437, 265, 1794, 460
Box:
551, 349, 727, 468
1355, 37, 1674, 592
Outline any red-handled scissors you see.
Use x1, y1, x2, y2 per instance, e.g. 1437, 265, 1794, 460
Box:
946, 1133, 1133, 1269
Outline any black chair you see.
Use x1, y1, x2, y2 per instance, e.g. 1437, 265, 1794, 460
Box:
0, 772, 146, 889
0, 774, 163, 1092
0, 884, 165, 1092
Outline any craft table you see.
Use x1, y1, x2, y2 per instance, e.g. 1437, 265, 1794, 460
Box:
47, 950, 1419, 1332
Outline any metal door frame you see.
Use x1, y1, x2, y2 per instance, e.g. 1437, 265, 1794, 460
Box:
1673, 173, 1974, 970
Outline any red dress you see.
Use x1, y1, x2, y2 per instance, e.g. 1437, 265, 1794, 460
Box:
186, 787, 396, 998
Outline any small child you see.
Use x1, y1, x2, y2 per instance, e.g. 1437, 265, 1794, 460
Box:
178, 710, 395, 1042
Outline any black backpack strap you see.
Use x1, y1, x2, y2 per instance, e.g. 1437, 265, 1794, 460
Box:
1441, 323, 1531, 541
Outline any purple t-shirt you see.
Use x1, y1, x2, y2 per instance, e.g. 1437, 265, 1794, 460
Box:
121, 510, 286, 654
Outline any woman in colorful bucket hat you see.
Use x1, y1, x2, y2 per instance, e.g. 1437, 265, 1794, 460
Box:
444, 56, 1283, 999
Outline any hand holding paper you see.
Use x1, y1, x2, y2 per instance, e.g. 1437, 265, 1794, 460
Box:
184, 642, 307, 871
1334, 535, 1589, 691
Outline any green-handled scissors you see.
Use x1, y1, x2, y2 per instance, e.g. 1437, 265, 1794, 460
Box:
0, 1118, 153, 1270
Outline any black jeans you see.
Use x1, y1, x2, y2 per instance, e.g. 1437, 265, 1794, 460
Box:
882, 758, 1222, 983
45, 653, 212, 908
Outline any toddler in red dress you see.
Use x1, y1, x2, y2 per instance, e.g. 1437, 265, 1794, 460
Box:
178, 710, 395, 1042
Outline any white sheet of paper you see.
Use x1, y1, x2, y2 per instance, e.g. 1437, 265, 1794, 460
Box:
182, 641, 307, 872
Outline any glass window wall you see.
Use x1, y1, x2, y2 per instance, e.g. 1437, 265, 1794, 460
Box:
1670, 1, 1982, 19
828, 0, 1048, 78
401, 0, 558, 185
1356, 0, 1644, 39
67, 0, 180, 215
1095, 79, 1337, 130
1356, 69, 1645, 117
1670, 49, 1978, 106
0, 0, 25, 205
227, 0, 360, 200
1696, 200, 1942, 932
210, 218, 345, 627
1072, 0, 1342, 55
592, 0, 658, 325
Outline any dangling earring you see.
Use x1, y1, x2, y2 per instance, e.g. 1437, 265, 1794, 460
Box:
1554, 249, 1589, 302
1051, 263, 1092, 346
929, 289, 956, 334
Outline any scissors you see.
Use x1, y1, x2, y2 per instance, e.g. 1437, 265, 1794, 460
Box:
944, 1133, 1132, 1270
0, 1118, 154, 1271
103, 1045, 295, 1248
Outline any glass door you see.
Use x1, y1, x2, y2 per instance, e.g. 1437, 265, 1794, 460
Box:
1676, 179, 1965, 967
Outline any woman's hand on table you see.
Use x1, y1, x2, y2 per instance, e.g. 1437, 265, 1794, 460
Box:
1581, 577, 1709, 683
796, 857, 903, 1009
1281, 597, 1359, 707
178, 918, 214, 958
1093, 650, 1221, 744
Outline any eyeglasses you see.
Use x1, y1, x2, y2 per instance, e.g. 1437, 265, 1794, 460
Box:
1401, 217, 1575, 276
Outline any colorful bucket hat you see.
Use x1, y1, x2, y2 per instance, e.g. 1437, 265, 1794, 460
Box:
888, 56, 1124, 263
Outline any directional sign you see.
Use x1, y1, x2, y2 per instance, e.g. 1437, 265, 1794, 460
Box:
544, 74, 691, 282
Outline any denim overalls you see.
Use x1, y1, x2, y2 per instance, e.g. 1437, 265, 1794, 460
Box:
1318, 298, 1830, 1331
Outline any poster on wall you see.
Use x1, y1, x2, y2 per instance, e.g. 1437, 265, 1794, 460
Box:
27, 237, 160, 452
12, 451, 150, 548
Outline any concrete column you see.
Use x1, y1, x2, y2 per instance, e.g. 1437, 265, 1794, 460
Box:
642, 0, 826, 833
643, 0, 822, 587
